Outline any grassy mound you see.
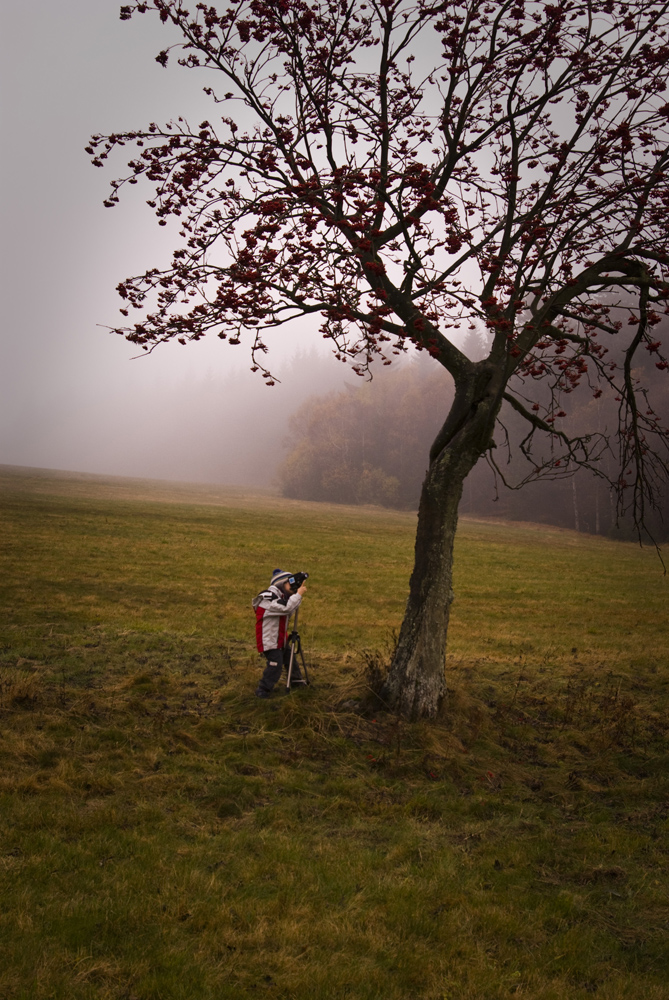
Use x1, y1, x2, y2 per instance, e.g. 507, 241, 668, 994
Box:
1, 465, 667, 999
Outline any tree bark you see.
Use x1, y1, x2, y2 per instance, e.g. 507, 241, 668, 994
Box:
381, 363, 505, 719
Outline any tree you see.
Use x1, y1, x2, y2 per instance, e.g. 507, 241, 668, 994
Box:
93, 0, 669, 718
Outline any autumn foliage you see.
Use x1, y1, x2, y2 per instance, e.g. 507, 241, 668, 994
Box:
280, 354, 669, 539
280, 362, 453, 507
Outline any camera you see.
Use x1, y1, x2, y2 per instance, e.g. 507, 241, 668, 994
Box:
288, 571, 309, 592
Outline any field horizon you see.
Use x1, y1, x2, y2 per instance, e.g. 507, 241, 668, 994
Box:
0, 460, 629, 539
1, 464, 667, 999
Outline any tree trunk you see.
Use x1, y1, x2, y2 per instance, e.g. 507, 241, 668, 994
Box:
382, 365, 504, 719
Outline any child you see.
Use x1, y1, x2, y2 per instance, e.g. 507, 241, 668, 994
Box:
252, 568, 308, 697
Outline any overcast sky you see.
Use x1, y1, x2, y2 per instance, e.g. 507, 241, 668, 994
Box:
0, 0, 350, 484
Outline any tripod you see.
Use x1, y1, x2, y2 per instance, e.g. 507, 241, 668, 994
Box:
285, 607, 310, 692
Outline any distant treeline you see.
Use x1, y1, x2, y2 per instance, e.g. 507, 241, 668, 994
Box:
279, 348, 669, 541
280, 358, 448, 509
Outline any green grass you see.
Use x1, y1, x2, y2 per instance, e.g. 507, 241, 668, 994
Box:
1, 464, 668, 1000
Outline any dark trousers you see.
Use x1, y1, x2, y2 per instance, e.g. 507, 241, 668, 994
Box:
257, 646, 302, 695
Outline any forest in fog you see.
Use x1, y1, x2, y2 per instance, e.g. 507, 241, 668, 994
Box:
280, 331, 669, 541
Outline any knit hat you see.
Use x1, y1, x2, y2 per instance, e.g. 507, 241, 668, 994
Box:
270, 568, 293, 589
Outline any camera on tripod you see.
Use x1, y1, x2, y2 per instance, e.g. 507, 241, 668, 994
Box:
285, 572, 309, 691
287, 571, 309, 593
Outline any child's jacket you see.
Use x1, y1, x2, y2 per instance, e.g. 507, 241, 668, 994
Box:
252, 585, 303, 652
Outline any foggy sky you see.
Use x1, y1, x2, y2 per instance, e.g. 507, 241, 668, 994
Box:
0, 1, 477, 487
0, 0, 351, 484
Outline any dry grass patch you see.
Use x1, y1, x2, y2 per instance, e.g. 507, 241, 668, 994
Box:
0, 466, 668, 999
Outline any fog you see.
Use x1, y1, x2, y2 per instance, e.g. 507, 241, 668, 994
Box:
0, 0, 366, 486
0, 1, 516, 490
1, 346, 354, 486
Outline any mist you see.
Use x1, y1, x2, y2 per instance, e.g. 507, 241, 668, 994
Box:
0, 346, 355, 486
0, 0, 361, 487
0, 0, 507, 491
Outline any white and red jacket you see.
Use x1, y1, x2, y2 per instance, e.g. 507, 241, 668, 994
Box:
252, 585, 302, 653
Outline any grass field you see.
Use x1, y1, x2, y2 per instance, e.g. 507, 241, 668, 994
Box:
1, 463, 668, 1000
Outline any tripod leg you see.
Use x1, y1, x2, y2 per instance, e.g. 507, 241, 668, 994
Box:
299, 646, 309, 685
285, 641, 296, 692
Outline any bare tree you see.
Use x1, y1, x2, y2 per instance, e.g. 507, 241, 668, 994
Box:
92, 0, 669, 718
